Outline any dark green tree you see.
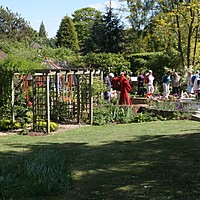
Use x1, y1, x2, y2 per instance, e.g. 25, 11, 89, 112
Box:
72, 7, 102, 54
39, 21, 47, 38
0, 6, 35, 41
88, 1, 125, 53
56, 16, 80, 52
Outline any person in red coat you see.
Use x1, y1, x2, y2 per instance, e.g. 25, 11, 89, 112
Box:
119, 72, 125, 86
119, 75, 132, 105
111, 73, 120, 90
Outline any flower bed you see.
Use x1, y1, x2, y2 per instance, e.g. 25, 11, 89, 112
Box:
147, 94, 199, 112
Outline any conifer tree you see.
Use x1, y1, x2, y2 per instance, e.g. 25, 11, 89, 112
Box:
0, 6, 35, 41
39, 21, 47, 38
56, 16, 80, 52
88, 1, 125, 53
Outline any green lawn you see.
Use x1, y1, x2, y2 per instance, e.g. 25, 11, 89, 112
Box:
0, 120, 200, 200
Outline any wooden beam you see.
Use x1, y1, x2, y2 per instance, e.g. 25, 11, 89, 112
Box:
46, 72, 50, 134
11, 73, 15, 123
89, 70, 94, 125
77, 75, 80, 124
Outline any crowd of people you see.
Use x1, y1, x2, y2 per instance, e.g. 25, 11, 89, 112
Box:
104, 69, 200, 104
136, 69, 200, 98
161, 70, 200, 98
104, 71, 132, 105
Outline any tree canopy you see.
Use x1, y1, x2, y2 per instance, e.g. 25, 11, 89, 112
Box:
0, 6, 35, 41
56, 15, 80, 52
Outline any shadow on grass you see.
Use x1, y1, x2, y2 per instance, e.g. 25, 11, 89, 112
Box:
1, 131, 200, 200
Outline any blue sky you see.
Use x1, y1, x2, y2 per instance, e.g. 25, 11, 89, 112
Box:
0, 0, 127, 38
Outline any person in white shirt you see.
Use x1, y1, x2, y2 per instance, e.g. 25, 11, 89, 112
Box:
193, 74, 200, 93
146, 70, 154, 94
186, 71, 193, 94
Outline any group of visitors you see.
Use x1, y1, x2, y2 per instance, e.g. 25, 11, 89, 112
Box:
137, 70, 155, 96
162, 71, 181, 97
186, 70, 200, 96
104, 69, 200, 104
137, 69, 200, 98
104, 71, 132, 105
162, 70, 200, 97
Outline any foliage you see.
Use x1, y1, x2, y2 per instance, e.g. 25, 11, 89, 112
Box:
56, 15, 80, 52
72, 7, 102, 54
126, 52, 168, 76
36, 120, 58, 133
0, 6, 35, 41
0, 119, 22, 131
94, 94, 194, 125
83, 52, 130, 73
38, 21, 47, 38
152, 0, 200, 69
92, 77, 106, 96
87, 3, 126, 53
94, 102, 153, 125
40, 46, 79, 66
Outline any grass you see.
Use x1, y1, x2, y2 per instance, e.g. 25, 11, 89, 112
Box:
0, 120, 200, 200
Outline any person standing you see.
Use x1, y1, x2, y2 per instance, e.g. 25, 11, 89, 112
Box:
186, 71, 193, 95
137, 71, 144, 96
162, 71, 171, 97
171, 71, 181, 96
119, 72, 125, 85
104, 73, 114, 102
193, 72, 200, 95
119, 75, 132, 105
191, 70, 199, 86
111, 73, 120, 91
146, 70, 154, 95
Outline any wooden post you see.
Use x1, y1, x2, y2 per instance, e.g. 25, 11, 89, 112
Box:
25, 75, 29, 101
89, 70, 93, 125
100, 70, 104, 100
46, 72, 50, 134
56, 72, 60, 121
11, 73, 15, 123
32, 74, 36, 131
77, 75, 80, 124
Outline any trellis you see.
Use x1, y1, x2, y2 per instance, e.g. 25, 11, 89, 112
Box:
11, 68, 103, 133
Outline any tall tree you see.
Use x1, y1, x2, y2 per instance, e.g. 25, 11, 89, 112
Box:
122, 0, 200, 69
56, 16, 80, 52
0, 6, 35, 41
39, 21, 47, 38
89, 1, 125, 53
153, 0, 200, 69
72, 7, 101, 54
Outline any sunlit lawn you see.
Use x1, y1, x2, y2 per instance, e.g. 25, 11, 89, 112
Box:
0, 120, 200, 200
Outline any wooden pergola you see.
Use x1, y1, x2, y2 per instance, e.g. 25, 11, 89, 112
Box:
11, 68, 103, 133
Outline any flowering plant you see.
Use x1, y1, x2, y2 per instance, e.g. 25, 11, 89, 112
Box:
147, 94, 181, 111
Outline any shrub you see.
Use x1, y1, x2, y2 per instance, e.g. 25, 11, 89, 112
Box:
93, 103, 135, 125
36, 120, 58, 133
0, 119, 22, 131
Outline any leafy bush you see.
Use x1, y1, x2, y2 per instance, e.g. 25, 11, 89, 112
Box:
83, 53, 130, 72
0, 119, 22, 131
93, 103, 135, 125
36, 120, 58, 133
